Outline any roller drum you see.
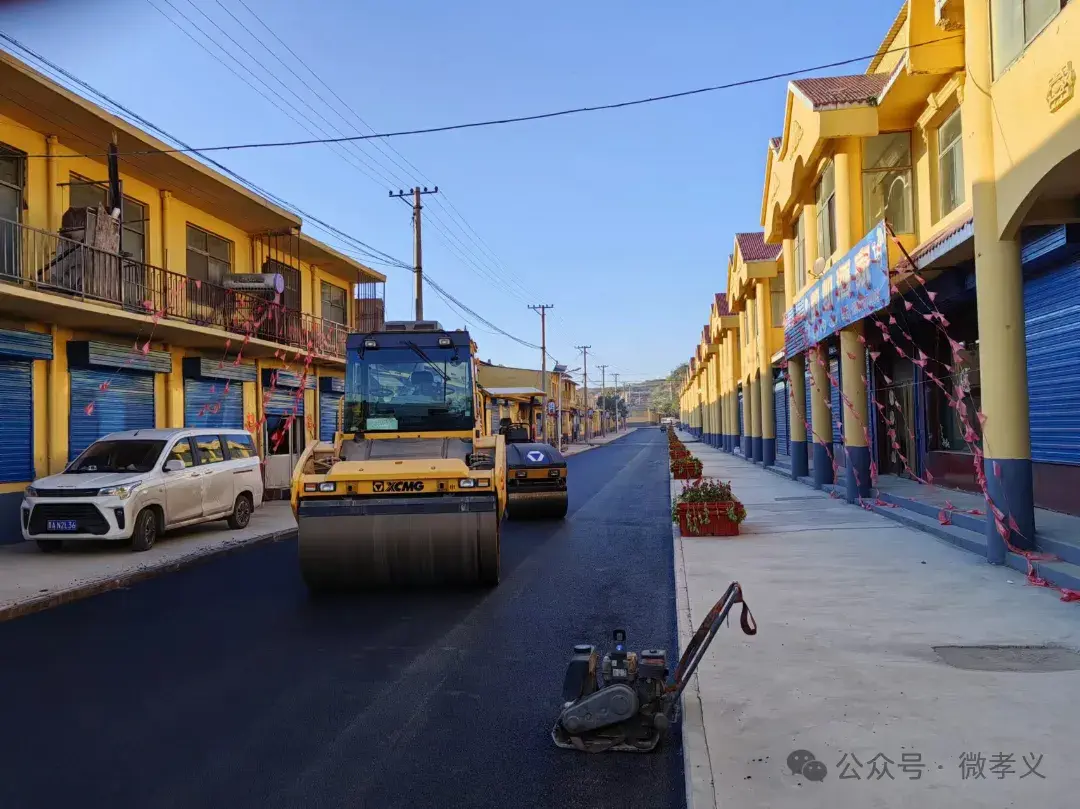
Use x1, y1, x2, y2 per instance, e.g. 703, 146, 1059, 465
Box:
508, 490, 568, 520
297, 495, 500, 591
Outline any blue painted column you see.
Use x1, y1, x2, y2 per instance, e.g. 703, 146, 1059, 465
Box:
809, 345, 834, 488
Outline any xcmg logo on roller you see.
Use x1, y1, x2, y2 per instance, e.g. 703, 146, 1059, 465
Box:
372, 480, 425, 493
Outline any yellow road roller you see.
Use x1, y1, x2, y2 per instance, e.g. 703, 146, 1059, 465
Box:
289, 321, 506, 592
497, 420, 568, 520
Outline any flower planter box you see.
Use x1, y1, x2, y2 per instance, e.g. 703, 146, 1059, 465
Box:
669, 450, 692, 460
671, 461, 702, 479
677, 502, 741, 537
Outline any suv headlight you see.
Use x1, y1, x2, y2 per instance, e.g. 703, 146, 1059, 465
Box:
99, 482, 142, 499
25, 485, 38, 497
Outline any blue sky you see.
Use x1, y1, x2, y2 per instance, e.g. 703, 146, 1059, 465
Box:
0, 0, 900, 385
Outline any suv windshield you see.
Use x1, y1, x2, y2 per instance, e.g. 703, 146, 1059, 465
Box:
343, 344, 474, 433
66, 439, 167, 474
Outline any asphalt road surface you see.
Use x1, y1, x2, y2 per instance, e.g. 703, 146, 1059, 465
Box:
0, 428, 684, 809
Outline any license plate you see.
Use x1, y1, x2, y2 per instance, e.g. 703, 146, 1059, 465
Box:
46, 520, 78, 532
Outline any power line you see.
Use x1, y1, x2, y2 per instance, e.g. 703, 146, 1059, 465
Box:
16, 35, 962, 159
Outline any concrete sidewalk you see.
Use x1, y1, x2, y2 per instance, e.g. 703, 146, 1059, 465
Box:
671, 432, 1080, 809
561, 426, 638, 456
0, 502, 297, 622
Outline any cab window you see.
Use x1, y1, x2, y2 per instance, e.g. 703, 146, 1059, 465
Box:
166, 439, 195, 469
194, 435, 225, 465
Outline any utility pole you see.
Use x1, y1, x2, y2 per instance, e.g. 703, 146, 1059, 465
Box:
597, 364, 608, 437
529, 304, 554, 443
390, 186, 438, 320
613, 372, 620, 431
576, 345, 591, 444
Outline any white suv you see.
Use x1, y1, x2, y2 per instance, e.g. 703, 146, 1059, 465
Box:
22, 427, 265, 553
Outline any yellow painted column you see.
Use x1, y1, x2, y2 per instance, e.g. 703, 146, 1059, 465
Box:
47, 326, 70, 473
45, 135, 59, 231
159, 190, 172, 270
840, 324, 871, 500
731, 326, 742, 452
32, 358, 48, 479
756, 279, 775, 466
748, 371, 760, 464
712, 352, 723, 446
964, 0, 1033, 560
809, 344, 833, 486
163, 347, 185, 428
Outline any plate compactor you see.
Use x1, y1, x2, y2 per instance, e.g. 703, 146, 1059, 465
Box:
552, 581, 756, 753
499, 420, 568, 520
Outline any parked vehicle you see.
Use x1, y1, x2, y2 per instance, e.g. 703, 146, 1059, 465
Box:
22, 427, 264, 553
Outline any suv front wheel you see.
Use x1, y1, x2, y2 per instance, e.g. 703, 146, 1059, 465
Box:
130, 508, 158, 552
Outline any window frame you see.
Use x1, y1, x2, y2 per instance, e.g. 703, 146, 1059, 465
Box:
936, 108, 966, 219
992, 0, 1069, 79
815, 162, 837, 262
185, 223, 233, 286
320, 280, 348, 326
793, 213, 806, 293
0, 143, 26, 224
769, 275, 785, 326
860, 132, 915, 234
68, 174, 148, 263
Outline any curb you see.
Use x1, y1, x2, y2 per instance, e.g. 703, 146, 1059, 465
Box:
669, 442, 717, 809
0, 527, 297, 623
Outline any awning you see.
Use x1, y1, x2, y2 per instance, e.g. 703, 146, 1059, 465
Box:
479, 386, 547, 403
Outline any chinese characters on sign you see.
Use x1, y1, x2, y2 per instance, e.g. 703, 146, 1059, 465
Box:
783, 221, 892, 359
789, 748, 1046, 783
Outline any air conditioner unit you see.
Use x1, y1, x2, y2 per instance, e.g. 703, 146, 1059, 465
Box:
222, 273, 285, 294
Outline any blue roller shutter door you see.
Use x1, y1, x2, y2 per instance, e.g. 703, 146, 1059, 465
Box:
69, 369, 156, 462
1025, 260, 1080, 464
830, 357, 845, 468
319, 392, 343, 441
184, 378, 243, 429
0, 360, 33, 483
774, 379, 789, 458
264, 387, 305, 416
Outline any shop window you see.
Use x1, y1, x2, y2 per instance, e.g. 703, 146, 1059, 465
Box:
991, 0, 1069, 79
939, 341, 982, 451
815, 162, 837, 261
186, 224, 232, 285
862, 132, 914, 234
770, 275, 785, 325
937, 109, 966, 218
793, 214, 806, 292
321, 281, 347, 325
69, 175, 147, 263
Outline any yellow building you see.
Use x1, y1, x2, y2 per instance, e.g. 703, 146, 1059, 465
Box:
475, 361, 585, 444
0, 48, 386, 534
684, 0, 1080, 566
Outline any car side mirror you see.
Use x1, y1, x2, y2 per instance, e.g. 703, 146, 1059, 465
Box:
163, 459, 185, 473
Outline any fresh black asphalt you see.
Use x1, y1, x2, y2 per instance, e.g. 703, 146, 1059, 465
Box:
0, 428, 684, 809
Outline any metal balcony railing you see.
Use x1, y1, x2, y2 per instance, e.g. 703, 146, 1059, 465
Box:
0, 217, 350, 359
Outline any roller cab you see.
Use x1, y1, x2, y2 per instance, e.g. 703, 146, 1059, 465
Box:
291, 322, 506, 592
500, 422, 568, 520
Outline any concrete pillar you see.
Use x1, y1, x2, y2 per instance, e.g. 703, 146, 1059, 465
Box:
964, 0, 1034, 560
841, 324, 871, 501
809, 345, 834, 486
788, 354, 809, 478
748, 373, 761, 462
711, 354, 723, 447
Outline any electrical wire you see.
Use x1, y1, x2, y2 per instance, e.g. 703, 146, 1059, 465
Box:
15, 35, 961, 159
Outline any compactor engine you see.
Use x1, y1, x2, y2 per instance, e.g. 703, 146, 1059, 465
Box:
290, 321, 505, 592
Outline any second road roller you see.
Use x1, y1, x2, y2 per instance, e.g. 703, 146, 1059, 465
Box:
289, 320, 506, 592
497, 418, 568, 520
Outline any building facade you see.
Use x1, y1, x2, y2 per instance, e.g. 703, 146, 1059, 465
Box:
0, 48, 386, 538
683, 0, 1080, 565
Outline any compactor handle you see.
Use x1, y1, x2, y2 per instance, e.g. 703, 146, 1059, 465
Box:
667, 582, 755, 704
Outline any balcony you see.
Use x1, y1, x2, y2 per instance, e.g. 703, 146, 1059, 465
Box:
0, 217, 350, 360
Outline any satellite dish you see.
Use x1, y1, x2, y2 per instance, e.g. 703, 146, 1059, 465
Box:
811, 257, 826, 278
